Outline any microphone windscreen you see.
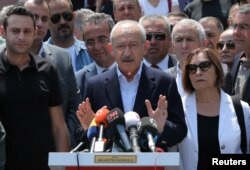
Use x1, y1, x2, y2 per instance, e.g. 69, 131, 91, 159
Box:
124, 111, 140, 130
87, 118, 99, 141
137, 117, 158, 137
106, 108, 125, 130
95, 108, 109, 127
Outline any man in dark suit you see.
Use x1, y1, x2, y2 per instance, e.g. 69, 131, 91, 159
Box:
139, 14, 178, 71
76, 20, 187, 151
231, 4, 250, 105
75, 13, 116, 100
18, 0, 81, 148
71, 0, 96, 11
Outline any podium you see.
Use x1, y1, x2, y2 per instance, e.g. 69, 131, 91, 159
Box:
48, 152, 180, 170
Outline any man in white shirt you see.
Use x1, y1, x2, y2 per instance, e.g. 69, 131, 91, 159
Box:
167, 19, 206, 97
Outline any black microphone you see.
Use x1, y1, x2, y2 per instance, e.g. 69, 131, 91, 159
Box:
137, 117, 158, 152
124, 111, 141, 152
106, 108, 133, 152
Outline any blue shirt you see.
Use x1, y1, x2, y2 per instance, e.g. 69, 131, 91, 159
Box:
46, 37, 93, 72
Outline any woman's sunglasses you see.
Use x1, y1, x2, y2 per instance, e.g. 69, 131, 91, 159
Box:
186, 61, 212, 74
50, 12, 73, 24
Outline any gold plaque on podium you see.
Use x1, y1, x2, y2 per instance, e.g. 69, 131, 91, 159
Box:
94, 155, 137, 163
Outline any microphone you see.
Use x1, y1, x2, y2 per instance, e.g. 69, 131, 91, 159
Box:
137, 117, 158, 152
70, 142, 85, 153
106, 108, 133, 152
94, 108, 109, 152
124, 111, 141, 152
87, 118, 99, 153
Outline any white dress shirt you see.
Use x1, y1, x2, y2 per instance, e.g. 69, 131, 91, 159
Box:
117, 63, 142, 113
143, 54, 170, 72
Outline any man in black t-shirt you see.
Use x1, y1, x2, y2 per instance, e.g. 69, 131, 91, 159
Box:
0, 122, 5, 170
0, 6, 69, 170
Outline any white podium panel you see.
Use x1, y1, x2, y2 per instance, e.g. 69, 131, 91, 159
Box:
49, 152, 179, 170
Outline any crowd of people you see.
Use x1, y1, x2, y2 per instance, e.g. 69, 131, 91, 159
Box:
0, 0, 250, 170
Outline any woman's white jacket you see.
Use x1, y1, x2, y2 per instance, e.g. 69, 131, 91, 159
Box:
179, 90, 250, 170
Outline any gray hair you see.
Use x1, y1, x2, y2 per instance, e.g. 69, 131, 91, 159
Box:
172, 19, 206, 44
199, 16, 224, 34
74, 8, 94, 33
139, 14, 171, 35
112, 0, 141, 11
48, 0, 73, 10
237, 3, 250, 14
17, 0, 50, 12
110, 20, 146, 44
83, 13, 115, 34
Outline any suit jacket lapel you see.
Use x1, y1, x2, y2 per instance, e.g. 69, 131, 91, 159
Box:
105, 68, 124, 111
43, 43, 53, 60
218, 90, 230, 138
133, 65, 156, 116
183, 93, 199, 150
168, 54, 178, 68
86, 64, 97, 79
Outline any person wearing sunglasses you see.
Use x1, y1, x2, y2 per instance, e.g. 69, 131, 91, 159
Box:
217, 27, 242, 94
139, 14, 177, 72
46, 0, 93, 72
179, 48, 250, 170
217, 28, 241, 73
167, 18, 206, 97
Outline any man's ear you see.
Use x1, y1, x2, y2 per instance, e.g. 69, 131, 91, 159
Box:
107, 42, 113, 53
0, 26, 5, 38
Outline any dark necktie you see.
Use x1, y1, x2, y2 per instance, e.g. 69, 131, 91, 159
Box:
102, 68, 109, 73
41, 51, 46, 58
151, 64, 160, 69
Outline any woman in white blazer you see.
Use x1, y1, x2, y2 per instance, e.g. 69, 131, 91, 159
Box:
179, 48, 250, 170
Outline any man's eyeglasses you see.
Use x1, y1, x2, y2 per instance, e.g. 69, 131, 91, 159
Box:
85, 37, 109, 47
50, 12, 73, 24
186, 61, 212, 74
233, 23, 250, 31
216, 41, 236, 50
146, 32, 167, 41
